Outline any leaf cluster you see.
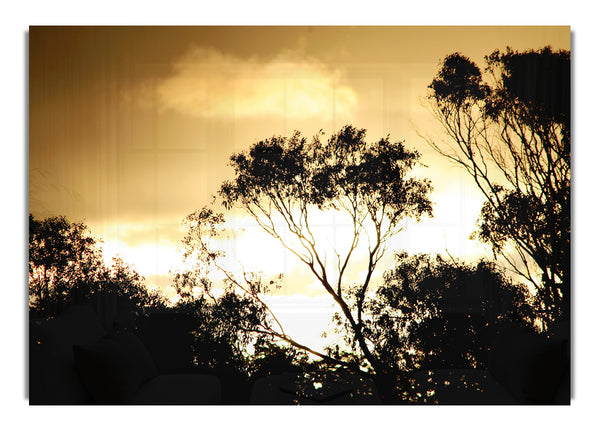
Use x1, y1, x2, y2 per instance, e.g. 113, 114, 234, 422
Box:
485, 47, 570, 130
429, 52, 490, 110
360, 253, 533, 372
220, 125, 433, 222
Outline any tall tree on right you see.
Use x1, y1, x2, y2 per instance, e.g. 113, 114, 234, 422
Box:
426, 47, 570, 330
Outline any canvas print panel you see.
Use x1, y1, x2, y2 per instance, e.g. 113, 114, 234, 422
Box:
29, 26, 570, 405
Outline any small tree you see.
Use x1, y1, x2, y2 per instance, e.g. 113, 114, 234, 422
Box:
210, 125, 433, 387
426, 47, 570, 329
29, 214, 105, 314
29, 214, 165, 317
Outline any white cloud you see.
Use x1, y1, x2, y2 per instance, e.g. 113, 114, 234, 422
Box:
149, 47, 358, 120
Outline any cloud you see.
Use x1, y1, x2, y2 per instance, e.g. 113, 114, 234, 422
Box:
147, 47, 358, 120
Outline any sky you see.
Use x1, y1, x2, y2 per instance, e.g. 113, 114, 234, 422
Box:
28, 25, 571, 350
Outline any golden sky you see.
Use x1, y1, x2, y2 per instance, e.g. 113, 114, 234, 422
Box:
29, 26, 570, 329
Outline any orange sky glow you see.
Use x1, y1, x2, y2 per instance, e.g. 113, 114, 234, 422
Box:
29, 26, 571, 351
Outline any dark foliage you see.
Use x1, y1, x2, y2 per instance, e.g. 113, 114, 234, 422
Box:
427, 47, 570, 329
164, 294, 312, 403
28, 214, 166, 319
361, 253, 533, 373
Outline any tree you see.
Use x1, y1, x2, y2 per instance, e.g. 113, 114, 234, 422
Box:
29, 214, 104, 314
363, 253, 534, 375
204, 125, 433, 394
425, 47, 570, 329
29, 214, 165, 317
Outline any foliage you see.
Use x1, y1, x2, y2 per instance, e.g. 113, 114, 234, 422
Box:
426, 47, 570, 328
246, 338, 311, 378
168, 292, 311, 385
102, 256, 167, 320
358, 252, 533, 374
29, 214, 102, 312
28, 214, 165, 317
214, 125, 433, 381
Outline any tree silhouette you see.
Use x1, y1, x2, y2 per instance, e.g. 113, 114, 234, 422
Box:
363, 253, 534, 373
183, 125, 434, 398
425, 47, 570, 329
29, 214, 165, 318
29, 214, 104, 315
